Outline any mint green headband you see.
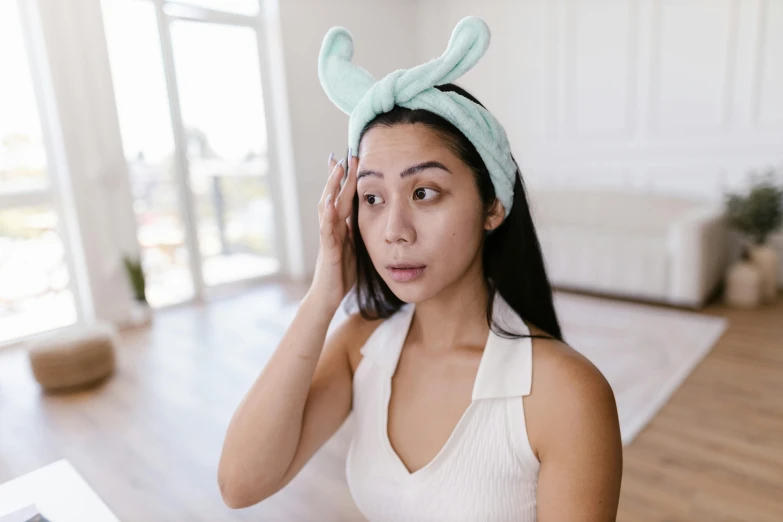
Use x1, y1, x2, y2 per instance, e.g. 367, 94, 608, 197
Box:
317, 16, 516, 218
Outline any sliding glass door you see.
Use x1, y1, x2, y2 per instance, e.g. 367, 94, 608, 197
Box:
169, 19, 278, 288
102, 0, 279, 308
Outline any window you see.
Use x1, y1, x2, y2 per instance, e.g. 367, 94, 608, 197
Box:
0, 0, 78, 343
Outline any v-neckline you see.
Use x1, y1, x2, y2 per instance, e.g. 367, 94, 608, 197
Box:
381, 302, 495, 480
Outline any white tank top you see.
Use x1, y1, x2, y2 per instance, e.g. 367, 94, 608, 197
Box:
345, 292, 540, 521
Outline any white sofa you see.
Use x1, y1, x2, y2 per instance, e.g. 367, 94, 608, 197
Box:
531, 189, 730, 308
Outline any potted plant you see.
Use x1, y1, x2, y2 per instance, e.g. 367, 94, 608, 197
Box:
123, 255, 152, 325
724, 168, 783, 302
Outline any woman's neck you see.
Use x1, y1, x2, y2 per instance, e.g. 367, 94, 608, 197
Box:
407, 267, 491, 353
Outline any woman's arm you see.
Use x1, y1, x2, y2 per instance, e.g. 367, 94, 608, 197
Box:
527, 343, 623, 521
218, 151, 361, 509
217, 294, 371, 509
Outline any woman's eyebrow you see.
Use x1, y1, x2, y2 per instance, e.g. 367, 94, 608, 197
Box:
357, 161, 452, 180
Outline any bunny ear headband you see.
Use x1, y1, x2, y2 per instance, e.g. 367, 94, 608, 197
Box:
317, 16, 517, 218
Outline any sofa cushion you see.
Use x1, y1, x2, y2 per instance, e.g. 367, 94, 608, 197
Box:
531, 189, 712, 235
539, 225, 670, 300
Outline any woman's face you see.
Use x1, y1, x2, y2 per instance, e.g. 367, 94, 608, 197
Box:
356, 123, 500, 303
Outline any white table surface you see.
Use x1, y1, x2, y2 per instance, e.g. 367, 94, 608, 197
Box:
0, 460, 120, 522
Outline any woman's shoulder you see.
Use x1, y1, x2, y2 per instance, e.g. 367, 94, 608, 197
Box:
336, 311, 389, 375
526, 323, 615, 411
523, 322, 619, 459
524, 322, 609, 394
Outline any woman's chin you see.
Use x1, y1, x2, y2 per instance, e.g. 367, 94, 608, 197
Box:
386, 279, 434, 305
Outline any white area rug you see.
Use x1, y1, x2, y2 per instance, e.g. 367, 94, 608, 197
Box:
552, 292, 728, 444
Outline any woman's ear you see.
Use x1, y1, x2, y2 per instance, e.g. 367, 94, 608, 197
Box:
484, 198, 505, 231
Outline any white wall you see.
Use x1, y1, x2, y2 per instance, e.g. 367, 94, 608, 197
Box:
276, 0, 418, 276
413, 0, 783, 277
414, 0, 782, 194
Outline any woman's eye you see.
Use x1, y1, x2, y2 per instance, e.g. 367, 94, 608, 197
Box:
413, 188, 438, 201
364, 194, 384, 205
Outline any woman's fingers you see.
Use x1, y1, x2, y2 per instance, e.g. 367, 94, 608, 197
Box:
335, 153, 357, 220
318, 150, 357, 257
345, 215, 354, 244
320, 192, 337, 251
319, 155, 345, 215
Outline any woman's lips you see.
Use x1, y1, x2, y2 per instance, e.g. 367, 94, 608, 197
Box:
387, 265, 426, 282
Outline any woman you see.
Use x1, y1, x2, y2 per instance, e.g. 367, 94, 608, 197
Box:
219, 18, 622, 521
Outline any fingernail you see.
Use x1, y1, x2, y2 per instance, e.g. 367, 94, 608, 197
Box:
328, 152, 334, 165
326, 193, 332, 203
348, 147, 352, 159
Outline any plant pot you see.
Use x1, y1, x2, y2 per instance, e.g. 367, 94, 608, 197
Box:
724, 260, 763, 308
749, 243, 780, 303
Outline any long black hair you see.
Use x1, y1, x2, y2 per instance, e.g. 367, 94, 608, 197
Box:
347, 83, 562, 342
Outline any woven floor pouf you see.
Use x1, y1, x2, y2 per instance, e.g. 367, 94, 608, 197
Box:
27, 323, 117, 392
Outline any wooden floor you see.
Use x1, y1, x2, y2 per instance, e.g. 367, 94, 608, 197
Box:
616, 290, 783, 522
0, 283, 781, 521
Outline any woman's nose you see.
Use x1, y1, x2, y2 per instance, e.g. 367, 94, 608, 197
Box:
384, 198, 416, 245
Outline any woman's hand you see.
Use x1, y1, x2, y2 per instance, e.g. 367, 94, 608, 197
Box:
308, 150, 359, 312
